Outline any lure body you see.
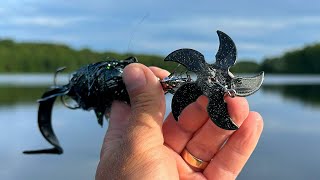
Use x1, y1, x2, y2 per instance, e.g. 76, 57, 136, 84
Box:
24, 57, 136, 154
66, 59, 134, 125
24, 30, 264, 154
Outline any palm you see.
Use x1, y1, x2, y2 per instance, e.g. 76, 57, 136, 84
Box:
102, 103, 204, 179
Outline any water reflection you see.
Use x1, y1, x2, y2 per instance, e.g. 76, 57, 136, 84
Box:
0, 86, 47, 105
262, 85, 320, 106
1, 76, 320, 180
2, 84, 320, 108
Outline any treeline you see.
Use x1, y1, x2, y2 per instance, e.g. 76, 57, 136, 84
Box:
1, 39, 320, 74
0, 39, 177, 73
260, 44, 320, 74
231, 43, 320, 74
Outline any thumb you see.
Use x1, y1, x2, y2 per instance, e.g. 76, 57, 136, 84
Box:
123, 63, 166, 144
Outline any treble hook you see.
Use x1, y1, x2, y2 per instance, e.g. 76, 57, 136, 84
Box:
53, 67, 66, 87
60, 95, 80, 110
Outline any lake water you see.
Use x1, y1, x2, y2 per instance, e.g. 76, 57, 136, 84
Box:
1, 74, 320, 180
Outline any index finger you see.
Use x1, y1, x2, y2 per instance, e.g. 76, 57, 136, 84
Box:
149, 66, 170, 79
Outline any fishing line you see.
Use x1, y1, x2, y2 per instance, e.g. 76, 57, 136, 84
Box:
126, 12, 150, 53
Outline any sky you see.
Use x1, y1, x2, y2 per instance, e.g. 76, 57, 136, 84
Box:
1, 0, 320, 62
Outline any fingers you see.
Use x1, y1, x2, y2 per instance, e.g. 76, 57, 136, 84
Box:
108, 101, 131, 129
97, 65, 173, 179
204, 112, 264, 179
101, 65, 169, 159
100, 101, 131, 159
148, 66, 170, 79
163, 96, 209, 153
122, 63, 166, 147
185, 96, 249, 161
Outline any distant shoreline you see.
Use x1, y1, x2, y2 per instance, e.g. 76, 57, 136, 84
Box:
1, 39, 320, 74
1, 74, 320, 87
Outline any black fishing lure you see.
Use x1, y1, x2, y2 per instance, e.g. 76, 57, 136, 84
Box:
24, 57, 137, 154
24, 30, 264, 154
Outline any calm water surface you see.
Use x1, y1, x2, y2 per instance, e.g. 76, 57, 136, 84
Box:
1, 75, 320, 180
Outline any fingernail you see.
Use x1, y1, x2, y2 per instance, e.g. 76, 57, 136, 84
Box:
123, 66, 147, 92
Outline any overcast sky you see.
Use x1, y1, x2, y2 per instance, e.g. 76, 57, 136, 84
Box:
1, 0, 320, 62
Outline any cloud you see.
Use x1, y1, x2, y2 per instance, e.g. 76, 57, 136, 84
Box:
131, 37, 290, 60
128, 14, 320, 60
147, 15, 320, 38
1, 0, 320, 61
2, 16, 90, 28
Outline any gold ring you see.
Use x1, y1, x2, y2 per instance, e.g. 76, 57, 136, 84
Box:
181, 149, 209, 170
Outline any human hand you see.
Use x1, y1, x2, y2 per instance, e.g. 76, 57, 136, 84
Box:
95, 63, 263, 180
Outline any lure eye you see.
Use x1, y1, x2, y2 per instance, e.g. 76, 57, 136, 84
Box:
208, 77, 214, 83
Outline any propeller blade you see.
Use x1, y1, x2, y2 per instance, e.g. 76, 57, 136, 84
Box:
171, 82, 203, 121
164, 48, 208, 73
231, 71, 264, 97
215, 30, 237, 69
207, 88, 238, 130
